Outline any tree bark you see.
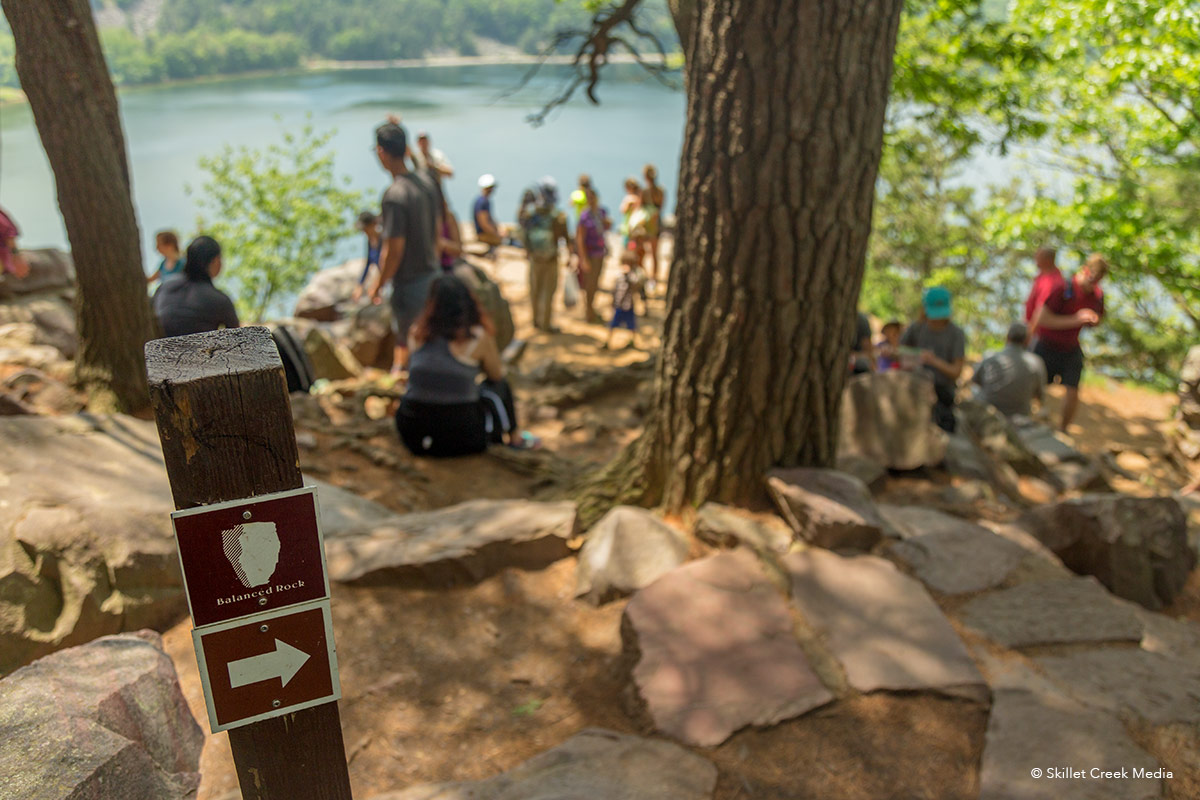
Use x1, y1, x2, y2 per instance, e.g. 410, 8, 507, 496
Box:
1, 0, 156, 413
595, 0, 903, 514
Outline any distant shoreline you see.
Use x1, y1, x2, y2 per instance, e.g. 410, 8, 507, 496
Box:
0, 52, 676, 108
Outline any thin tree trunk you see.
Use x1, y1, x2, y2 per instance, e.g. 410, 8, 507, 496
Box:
2, 0, 156, 413
589, 0, 902, 516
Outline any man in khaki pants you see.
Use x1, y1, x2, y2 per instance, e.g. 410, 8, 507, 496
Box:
518, 178, 573, 333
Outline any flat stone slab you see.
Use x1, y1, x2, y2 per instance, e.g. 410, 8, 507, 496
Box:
575, 506, 689, 604
882, 507, 1028, 594
325, 500, 577, 584
370, 728, 717, 800
1035, 647, 1200, 726
980, 686, 1163, 800
694, 503, 794, 555
0, 632, 204, 800
958, 578, 1144, 648
623, 549, 833, 747
785, 549, 984, 694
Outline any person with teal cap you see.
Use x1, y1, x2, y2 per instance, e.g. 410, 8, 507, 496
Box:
900, 286, 966, 432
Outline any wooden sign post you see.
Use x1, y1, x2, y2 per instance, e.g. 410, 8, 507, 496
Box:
146, 326, 353, 800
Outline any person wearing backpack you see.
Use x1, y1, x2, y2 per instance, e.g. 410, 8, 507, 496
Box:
518, 177, 572, 333
575, 185, 612, 324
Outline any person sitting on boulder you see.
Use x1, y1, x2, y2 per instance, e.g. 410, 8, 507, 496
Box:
972, 322, 1047, 418
395, 274, 521, 457
901, 286, 966, 433
153, 235, 240, 338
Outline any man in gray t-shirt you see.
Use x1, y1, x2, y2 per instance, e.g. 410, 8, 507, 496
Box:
370, 122, 443, 370
973, 322, 1046, 417
901, 287, 966, 432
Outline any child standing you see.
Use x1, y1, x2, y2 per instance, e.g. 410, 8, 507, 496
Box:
604, 251, 646, 350
352, 210, 382, 302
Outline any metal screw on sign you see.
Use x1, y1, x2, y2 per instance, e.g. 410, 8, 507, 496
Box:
272, 700, 282, 708
259, 597, 268, 606
243, 511, 252, 520
260, 625, 269, 632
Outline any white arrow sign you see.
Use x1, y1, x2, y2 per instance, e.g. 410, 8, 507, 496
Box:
228, 639, 310, 689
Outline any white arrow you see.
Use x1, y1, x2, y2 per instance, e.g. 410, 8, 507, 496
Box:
228, 639, 310, 689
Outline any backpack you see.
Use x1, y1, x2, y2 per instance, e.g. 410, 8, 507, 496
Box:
523, 207, 559, 260
270, 325, 316, 394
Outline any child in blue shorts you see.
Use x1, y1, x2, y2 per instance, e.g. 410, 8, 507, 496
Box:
604, 250, 646, 350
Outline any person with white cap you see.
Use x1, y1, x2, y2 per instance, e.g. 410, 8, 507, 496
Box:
412, 130, 454, 179
473, 174, 503, 252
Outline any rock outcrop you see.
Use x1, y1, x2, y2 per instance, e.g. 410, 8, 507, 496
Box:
324, 499, 578, 585
1019, 495, 1194, 609
0, 415, 184, 674
0, 631, 204, 800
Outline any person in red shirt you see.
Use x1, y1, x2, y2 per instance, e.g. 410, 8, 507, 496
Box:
1025, 246, 1064, 328
1031, 254, 1108, 432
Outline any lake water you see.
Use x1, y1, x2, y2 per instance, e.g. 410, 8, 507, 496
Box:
0, 64, 688, 271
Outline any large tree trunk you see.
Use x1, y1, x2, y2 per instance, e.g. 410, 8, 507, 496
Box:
594, 0, 902, 514
2, 0, 156, 413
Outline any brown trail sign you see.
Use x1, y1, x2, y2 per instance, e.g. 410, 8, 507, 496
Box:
147, 326, 353, 800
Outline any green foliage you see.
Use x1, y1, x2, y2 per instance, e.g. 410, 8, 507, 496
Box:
193, 121, 369, 322
872, 0, 1200, 386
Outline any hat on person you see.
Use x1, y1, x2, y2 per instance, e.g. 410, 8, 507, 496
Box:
882, 319, 903, 333
478, 174, 496, 189
417, 130, 429, 139
923, 286, 952, 320
536, 175, 558, 204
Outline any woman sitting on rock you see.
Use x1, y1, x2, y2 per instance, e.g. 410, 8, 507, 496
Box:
396, 274, 519, 456
153, 235, 239, 338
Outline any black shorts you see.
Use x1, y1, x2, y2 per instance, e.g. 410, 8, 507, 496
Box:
1033, 340, 1084, 388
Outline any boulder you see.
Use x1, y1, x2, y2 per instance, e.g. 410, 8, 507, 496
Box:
958, 578, 1144, 648
0, 631, 204, 800
838, 370, 948, 470
342, 302, 396, 371
0, 288, 78, 359
369, 728, 717, 800
882, 506, 1030, 594
785, 549, 984, 695
325, 500, 578, 585
767, 468, 886, 551
304, 326, 362, 381
694, 503, 794, 555
575, 506, 689, 604
0, 416, 185, 675
1019, 495, 1195, 609
622, 550, 833, 746
957, 397, 1053, 479
294, 258, 364, 321
0, 248, 75, 297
